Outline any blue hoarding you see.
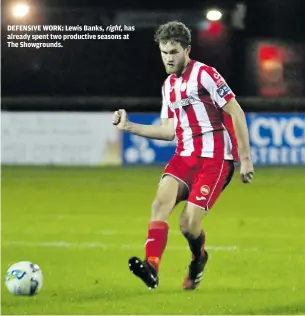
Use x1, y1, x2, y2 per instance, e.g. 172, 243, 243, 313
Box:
122, 113, 305, 166
122, 114, 175, 165
247, 113, 305, 165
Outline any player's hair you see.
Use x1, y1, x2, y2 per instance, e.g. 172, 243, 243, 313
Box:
154, 21, 191, 48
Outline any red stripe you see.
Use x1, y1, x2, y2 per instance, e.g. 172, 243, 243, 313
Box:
168, 107, 174, 118
169, 75, 184, 154
180, 62, 203, 155
175, 107, 184, 155
224, 93, 235, 103
222, 112, 239, 161
197, 66, 224, 160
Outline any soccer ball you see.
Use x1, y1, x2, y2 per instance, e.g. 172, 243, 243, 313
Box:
5, 261, 43, 296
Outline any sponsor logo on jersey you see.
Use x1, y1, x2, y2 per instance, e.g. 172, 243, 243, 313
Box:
196, 196, 207, 201
169, 96, 195, 110
217, 84, 231, 98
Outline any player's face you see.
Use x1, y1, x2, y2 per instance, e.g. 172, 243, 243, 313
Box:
160, 41, 190, 75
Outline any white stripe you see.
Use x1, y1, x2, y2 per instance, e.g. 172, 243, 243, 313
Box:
174, 77, 182, 102
3, 241, 304, 253
161, 77, 174, 119
160, 85, 168, 119
179, 109, 194, 156
164, 77, 171, 99
201, 132, 214, 157
206, 160, 224, 210
188, 62, 215, 157
223, 128, 234, 160
176, 78, 194, 156
192, 62, 216, 157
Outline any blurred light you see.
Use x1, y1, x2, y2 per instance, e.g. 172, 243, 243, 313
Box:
259, 45, 282, 61
13, 3, 30, 17
206, 10, 222, 21
206, 21, 223, 36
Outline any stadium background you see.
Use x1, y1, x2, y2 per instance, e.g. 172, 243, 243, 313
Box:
1, 0, 305, 314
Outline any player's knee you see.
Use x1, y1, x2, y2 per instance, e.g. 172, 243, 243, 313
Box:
150, 176, 180, 221
182, 216, 201, 236
179, 208, 203, 236
151, 195, 176, 221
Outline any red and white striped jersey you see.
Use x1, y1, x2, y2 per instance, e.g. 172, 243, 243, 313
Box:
161, 60, 238, 161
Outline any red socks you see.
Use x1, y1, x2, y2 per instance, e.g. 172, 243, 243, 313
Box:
145, 221, 169, 271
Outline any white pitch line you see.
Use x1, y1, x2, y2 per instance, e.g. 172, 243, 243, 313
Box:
2, 241, 304, 252
1, 241, 249, 251
18, 230, 191, 236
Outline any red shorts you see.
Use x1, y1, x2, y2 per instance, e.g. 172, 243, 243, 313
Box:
162, 155, 234, 211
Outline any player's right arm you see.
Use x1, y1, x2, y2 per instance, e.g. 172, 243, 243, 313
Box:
112, 83, 175, 141
112, 109, 175, 141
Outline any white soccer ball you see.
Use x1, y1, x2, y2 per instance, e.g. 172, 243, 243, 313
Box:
5, 261, 43, 296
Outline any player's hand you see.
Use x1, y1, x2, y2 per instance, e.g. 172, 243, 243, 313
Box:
112, 109, 128, 130
239, 158, 254, 184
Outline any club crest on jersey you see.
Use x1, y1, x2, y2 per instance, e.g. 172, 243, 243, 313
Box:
216, 84, 231, 98
200, 185, 210, 195
213, 72, 221, 80
169, 96, 195, 110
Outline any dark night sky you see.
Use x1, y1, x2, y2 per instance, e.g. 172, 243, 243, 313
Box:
2, 0, 304, 39
1, 0, 305, 100
4, 0, 239, 9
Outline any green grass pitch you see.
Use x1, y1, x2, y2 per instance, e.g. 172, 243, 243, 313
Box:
1, 165, 305, 315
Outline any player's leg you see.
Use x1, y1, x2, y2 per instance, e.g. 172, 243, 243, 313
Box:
145, 175, 187, 270
179, 203, 208, 290
180, 159, 235, 290
151, 174, 188, 221
129, 155, 190, 289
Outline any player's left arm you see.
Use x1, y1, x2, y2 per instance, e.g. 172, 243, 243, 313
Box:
223, 98, 250, 161
222, 98, 254, 183
201, 66, 254, 183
